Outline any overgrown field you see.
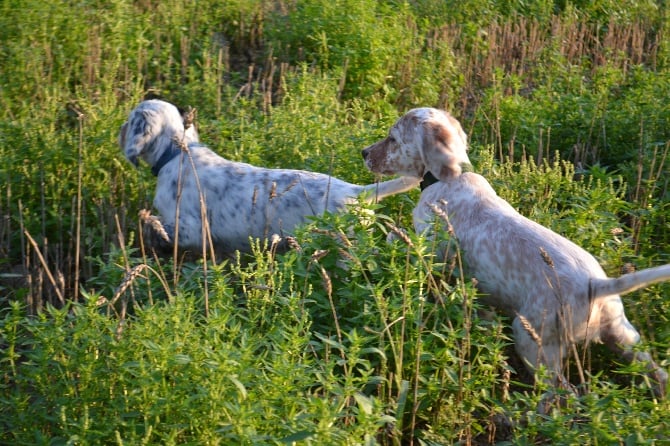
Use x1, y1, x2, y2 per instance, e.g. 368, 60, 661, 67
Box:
1, 0, 670, 444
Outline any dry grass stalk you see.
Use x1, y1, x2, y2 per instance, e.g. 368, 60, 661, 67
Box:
171, 127, 217, 265
139, 209, 170, 243
270, 233, 282, 248
610, 227, 624, 236
428, 200, 455, 236
539, 246, 554, 268
23, 229, 65, 305
311, 228, 352, 247
337, 248, 357, 264
385, 222, 414, 248
516, 313, 543, 348
309, 250, 346, 369
268, 233, 283, 259
111, 263, 148, 305
115, 296, 129, 340
310, 249, 329, 262
426, 17, 662, 114
182, 106, 196, 130
285, 235, 302, 252
318, 264, 333, 298
501, 363, 511, 403
172, 135, 190, 153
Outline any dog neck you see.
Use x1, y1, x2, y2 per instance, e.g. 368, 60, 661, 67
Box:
420, 162, 473, 190
151, 143, 183, 176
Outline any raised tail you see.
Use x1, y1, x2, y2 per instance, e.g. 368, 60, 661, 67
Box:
359, 176, 421, 204
592, 263, 670, 298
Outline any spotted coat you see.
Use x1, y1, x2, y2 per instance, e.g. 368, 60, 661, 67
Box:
120, 99, 420, 255
363, 107, 669, 397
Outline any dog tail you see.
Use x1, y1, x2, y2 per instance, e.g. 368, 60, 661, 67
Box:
359, 177, 421, 204
591, 263, 670, 298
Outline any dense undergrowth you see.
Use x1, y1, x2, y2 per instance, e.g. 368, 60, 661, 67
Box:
1, 0, 669, 444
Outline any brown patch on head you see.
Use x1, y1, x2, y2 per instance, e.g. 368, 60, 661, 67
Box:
433, 120, 456, 149
446, 113, 468, 147
363, 138, 394, 174
421, 119, 463, 181
364, 108, 467, 178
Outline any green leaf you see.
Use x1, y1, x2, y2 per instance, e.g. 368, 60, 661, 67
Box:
228, 375, 247, 400
279, 431, 316, 443
353, 392, 373, 415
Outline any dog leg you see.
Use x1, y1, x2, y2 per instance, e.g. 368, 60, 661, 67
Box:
512, 315, 572, 386
599, 300, 667, 398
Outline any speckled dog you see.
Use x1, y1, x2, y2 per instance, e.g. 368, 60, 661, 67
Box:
362, 107, 670, 397
119, 99, 420, 256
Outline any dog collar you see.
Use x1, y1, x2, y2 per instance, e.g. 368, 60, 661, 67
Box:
420, 171, 439, 190
420, 163, 474, 190
151, 145, 182, 176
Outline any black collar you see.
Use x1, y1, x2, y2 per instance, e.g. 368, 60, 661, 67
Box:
420, 171, 439, 190
151, 144, 182, 176
420, 162, 474, 190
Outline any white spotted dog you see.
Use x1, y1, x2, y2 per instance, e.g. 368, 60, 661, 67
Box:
119, 99, 421, 257
362, 107, 670, 397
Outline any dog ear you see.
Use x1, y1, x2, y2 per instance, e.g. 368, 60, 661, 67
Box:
121, 108, 157, 165
420, 116, 469, 181
118, 122, 136, 165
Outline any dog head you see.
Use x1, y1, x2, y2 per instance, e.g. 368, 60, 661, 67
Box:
362, 108, 469, 181
119, 99, 199, 168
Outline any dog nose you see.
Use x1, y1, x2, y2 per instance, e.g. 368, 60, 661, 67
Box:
361, 148, 369, 159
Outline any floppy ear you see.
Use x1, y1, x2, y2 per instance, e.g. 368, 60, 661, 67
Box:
420, 117, 469, 181
122, 109, 156, 165
118, 122, 137, 166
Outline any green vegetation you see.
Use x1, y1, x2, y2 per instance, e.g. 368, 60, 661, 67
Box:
1, 0, 669, 443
